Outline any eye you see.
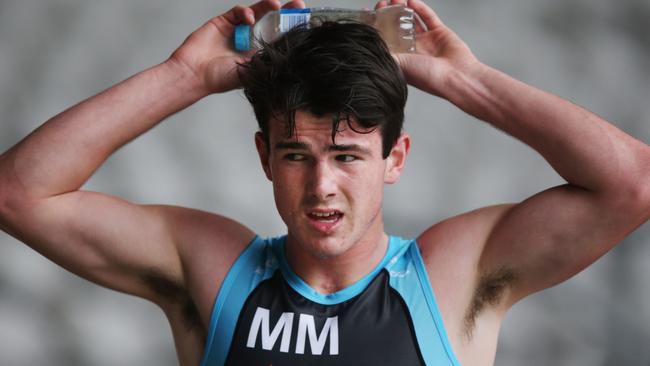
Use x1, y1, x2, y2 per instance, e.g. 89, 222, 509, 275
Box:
284, 153, 307, 161
336, 154, 358, 162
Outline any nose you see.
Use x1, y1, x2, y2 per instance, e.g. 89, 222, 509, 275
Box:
307, 160, 337, 201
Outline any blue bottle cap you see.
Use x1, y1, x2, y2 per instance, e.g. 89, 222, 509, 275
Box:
234, 25, 251, 51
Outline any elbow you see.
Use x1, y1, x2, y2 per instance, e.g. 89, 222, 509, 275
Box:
0, 156, 26, 225
0, 173, 10, 224
0, 171, 10, 224
0, 190, 11, 227
608, 148, 650, 222
0, 183, 18, 227
595, 177, 650, 228
627, 185, 650, 222
0, 182, 34, 235
635, 153, 650, 221
615, 168, 650, 223
635, 178, 650, 222
0, 181, 31, 222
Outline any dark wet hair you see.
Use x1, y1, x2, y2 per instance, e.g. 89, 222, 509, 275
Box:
238, 20, 407, 159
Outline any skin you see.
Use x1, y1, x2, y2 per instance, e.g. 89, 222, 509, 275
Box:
255, 111, 410, 293
0, 0, 648, 365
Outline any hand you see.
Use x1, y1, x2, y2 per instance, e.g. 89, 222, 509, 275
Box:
375, 0, 478, 97
167, 0, 305, 94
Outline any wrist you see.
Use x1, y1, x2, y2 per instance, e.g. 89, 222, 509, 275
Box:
441, 59, 494, 117
160, 58, 212, 100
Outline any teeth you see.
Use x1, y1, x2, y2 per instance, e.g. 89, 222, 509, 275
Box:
312, 212, 337, 218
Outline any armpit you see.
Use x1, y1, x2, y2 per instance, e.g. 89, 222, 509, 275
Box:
464, 267, 517, 340
141, 270, 204, 333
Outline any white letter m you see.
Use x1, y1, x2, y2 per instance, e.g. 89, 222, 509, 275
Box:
246, 307, 294, 353
295, 314, 339, 355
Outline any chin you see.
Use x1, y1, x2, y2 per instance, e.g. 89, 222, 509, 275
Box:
293, 231, 354, 259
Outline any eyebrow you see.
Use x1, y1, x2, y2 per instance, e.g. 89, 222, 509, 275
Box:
274, 141, 372, 155
327, 144, 372, 155
274, 141, 310, 150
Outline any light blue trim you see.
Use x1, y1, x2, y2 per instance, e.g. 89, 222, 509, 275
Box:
199, 235, 462, 366
275, 236, 401, 305
410, 242, 462, 366
199, 236, 266, 366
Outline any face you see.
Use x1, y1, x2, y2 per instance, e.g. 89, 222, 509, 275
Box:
255, 110, 410, 260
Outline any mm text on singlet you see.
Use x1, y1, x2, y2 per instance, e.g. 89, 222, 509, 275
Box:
199, 235, 461, 366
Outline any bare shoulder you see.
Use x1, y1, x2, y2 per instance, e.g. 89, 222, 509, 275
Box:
417, 204, 515, 304
154, 204, 255, 261
151, 204, 256, 319
416, 204, 517, 360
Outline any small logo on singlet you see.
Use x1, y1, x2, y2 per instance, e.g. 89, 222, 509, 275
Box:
246, 307, 339, 355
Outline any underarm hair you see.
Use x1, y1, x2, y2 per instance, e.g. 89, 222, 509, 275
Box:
141, 270, 203, 333
464, 266, 517, 341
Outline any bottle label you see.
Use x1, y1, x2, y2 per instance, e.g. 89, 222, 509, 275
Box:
279, 8, 311, 33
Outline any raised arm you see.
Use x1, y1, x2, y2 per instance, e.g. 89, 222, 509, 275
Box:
0, 1, 290, 305
387, 0, 650, 307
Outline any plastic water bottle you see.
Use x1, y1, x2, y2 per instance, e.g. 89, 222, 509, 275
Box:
234, 5, 417, 53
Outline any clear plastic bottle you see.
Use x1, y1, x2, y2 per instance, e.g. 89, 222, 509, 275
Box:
234, 5, 417, 53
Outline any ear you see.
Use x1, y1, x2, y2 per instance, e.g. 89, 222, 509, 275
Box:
384, 133, 411, 184
255, 132, 273, 181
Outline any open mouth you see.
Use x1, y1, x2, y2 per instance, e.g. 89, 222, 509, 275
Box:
306, 209, 344, 233
307, 210, 343, 222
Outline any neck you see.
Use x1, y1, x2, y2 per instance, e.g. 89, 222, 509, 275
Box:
285, 222, 389, 295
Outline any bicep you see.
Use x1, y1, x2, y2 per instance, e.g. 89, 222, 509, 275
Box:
481, 184, 646, 307
2, 190, 183, 301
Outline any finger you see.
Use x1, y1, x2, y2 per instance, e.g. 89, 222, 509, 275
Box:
407, 0, 444, 29
390, 0, 408, 5
220, 5, 255, 26
281, 0, 306, 9
374, 1, 388, 10
413, 11, 428, 34
249, 0, 282, 22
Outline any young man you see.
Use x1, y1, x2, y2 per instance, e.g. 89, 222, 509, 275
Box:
0, 0, 648, 365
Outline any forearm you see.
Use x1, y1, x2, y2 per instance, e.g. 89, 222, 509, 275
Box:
443, 61, 650, 196
0, 60, 207, 200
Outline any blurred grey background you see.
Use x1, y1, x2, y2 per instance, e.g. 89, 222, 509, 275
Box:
0, 0, 649, 365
